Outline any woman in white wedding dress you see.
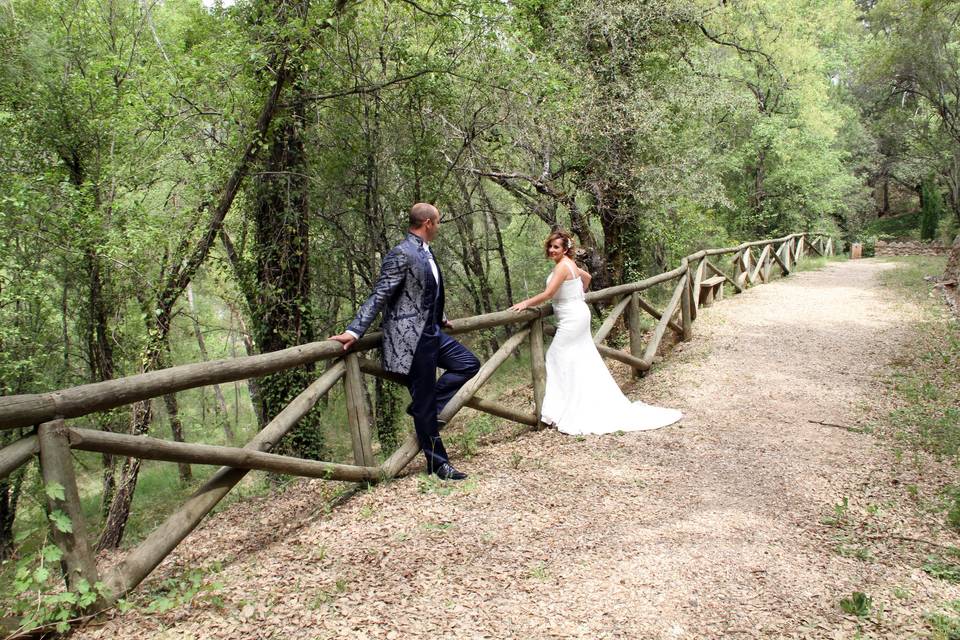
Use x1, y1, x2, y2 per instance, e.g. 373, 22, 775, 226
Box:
509, 230, 682, 435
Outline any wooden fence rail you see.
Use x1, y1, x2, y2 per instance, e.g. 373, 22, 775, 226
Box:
0, 231, 835, 611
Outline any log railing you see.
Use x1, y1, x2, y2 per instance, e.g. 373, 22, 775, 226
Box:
0, 231, 835, 608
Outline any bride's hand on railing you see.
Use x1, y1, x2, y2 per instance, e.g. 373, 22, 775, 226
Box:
510, 300, 533, 312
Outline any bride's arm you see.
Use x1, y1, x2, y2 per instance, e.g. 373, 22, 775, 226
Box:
509, 262, 567, 311
577, 267, 592, 291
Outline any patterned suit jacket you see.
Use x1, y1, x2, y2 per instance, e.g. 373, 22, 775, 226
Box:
347, 233, 446, 374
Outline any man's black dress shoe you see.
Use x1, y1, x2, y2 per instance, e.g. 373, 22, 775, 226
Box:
433, 463, 468, 481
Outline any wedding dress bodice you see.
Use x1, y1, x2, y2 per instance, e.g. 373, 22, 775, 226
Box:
547, 264, 585, 304
547, 275, 586, 303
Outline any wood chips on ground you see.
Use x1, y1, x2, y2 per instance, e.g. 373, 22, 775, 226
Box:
75, 260, 960, 639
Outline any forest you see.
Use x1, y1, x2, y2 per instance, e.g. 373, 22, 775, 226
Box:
2, 0, 960, 630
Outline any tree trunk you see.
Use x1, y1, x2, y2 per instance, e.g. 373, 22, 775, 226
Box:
248, 68, 322, 460
945, 150, 960, 226
97, 400, 150, 551
452, 177, 498, 354
0, 430, 27, 560
882, 177, 890, 217
162, 392, 192, 482
218, 240, 267, 431
479, 183, 514, 308
595, 188, 631, 291
60, 263, 71, 385
232, 305, 266, 429
84, 249, 125, 517
186, 283, 235, 441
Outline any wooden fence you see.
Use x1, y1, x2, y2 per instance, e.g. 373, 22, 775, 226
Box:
0, 232, 834, 610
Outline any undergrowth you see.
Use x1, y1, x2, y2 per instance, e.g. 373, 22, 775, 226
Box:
877, 257, 959, 463
872, 257, 960, 636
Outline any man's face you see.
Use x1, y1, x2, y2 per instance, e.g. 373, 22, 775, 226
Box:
425, 210, 441, 242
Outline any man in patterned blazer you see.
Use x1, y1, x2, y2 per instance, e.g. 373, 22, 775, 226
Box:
329, 203, 479, 480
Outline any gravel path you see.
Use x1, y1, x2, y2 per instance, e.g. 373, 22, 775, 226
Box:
78, 259, 960, 639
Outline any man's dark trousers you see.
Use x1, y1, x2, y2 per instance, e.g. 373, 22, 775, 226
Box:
406, 324, 480, 472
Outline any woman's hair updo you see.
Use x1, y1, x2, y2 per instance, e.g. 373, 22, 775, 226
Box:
544, 230, 576, 258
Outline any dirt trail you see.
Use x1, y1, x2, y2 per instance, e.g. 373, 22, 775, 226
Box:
79, 260, 960, 639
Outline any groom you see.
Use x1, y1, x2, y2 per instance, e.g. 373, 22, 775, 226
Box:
329, 203, 479, 480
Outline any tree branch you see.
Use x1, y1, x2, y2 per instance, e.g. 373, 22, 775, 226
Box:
301, 68, 437, 101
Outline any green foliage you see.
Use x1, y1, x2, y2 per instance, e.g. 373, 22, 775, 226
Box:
141, 565, 224, 614
822, 496, 851, 527
924, 556, 960, 584
922, 177, 946, 241
43, 482, 65, 502
862, 212, 922, 239
47, 510, 72, 534
4, 512, 110, 635
839, 591, 873, 617
262, 369, 325, 461
703, 0, 869, 238
927, 600, 960, 639
860, 0, 960, 232
448, 413, 499, 459
374, 378, 404, 456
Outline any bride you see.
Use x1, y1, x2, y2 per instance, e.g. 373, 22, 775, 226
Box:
509, 230, 682, 435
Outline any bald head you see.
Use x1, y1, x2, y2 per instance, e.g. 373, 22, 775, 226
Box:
409, 202, 441, 242
409, 203, 438, 229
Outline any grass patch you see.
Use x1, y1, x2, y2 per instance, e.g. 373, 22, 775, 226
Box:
927, 600, 960, 639
875, 257, 959, 462
527, 561, 550, 580
447, 413, 499, 459
416, 474, 477, 496
837, 543, 874, 562
924, 556, 960, 584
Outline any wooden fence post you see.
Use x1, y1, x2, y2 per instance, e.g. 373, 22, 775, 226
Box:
681, 262, 693, 341
732, 251, 743, 291
529, 317, 546, 425
38, 419, 99, 592
626, 293, 645, 377
344, 353, 375, 468
734, 250, 750, 291
641, 274, 687, 366
691, 258, 704, 321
